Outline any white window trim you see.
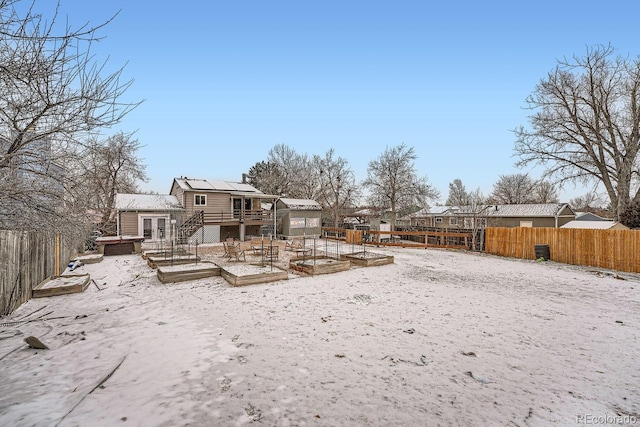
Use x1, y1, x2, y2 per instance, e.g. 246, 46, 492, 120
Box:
435, 217, 443, 223
449, 217, 458, 225
194, 194, 207, 206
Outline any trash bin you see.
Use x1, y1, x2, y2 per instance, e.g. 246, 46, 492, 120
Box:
534, 244, 550, 261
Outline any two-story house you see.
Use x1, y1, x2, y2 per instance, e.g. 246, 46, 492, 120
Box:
116, 177, 279, 243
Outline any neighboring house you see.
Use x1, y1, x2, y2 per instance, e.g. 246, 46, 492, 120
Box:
561, 220, 629, 230
484, 203, 576, 228
115, 194, 184, 240
410, 203, 576, 229
169, 177, 278, 242
276, 198, 322, 239
574, 212, 611, 221
411, 205, 487, 229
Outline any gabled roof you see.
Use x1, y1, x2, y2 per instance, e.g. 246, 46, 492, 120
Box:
278, 198, 322, 210
484, 203, 573, 217
575, 212, 610, 221
411, 206, 456, 217
561, 220, 628, 230
116, 194, 183, 211
411, 203, 575, 218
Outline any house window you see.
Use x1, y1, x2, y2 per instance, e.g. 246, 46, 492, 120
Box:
520, 221, 533, 228
449, 217, 458, 225
435, 217, 443, 223
194, 194, 206, 206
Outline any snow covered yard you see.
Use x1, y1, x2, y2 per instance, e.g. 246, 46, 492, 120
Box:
1, 247, 639, 426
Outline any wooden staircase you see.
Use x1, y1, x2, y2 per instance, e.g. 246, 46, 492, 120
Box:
177, 210, 204, 243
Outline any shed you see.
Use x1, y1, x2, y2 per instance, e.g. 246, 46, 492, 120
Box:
276, 198, 322, 239
561, 220, 629, 230
115, 194, 184, 242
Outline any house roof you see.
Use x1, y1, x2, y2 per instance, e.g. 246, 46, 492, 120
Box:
411, 203, 574, 218
484, 203, 573, 218
575, 212, 610, 221
278, 198, 322, 210
116, 194, 183, 211
411, 206, 456, 216
561, 220, 628, 230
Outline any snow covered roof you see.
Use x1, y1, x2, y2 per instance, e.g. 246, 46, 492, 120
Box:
484, 204, 573, 217
116, 194, 183, 211
410, 203, 574, 218
560, 220, 628, 230
278, 198, 322, 210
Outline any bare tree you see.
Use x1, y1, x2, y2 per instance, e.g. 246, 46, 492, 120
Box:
489, 173, 537, 204
514, 44, 640, 220
446, 178, 471, 206
465, 188, 487, 251
363, 144, 439, 231
0, 1, 140, 232
569, 191, 603, 211
266, 144, 314, 199
315, 149, 360, 227
533, 180, 559, 203
74, 132, 147, 233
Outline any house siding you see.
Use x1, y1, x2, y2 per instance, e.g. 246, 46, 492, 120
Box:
487, 217, 557, 228
180, 191, 230, 216
120, 212, 139, 235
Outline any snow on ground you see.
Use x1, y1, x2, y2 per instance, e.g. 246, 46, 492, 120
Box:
1, 246, 639, 426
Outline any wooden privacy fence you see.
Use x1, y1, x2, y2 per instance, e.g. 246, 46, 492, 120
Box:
485, 227, 640, 273
0, 230, 75, 315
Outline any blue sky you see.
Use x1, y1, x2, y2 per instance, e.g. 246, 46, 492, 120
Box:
54, 1, 639, 203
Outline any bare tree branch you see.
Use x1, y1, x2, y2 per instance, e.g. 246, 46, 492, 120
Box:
363, 144, 439, 231
514, 44, 640, 219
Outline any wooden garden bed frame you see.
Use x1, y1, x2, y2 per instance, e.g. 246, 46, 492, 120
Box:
220, 264, 288, 287
289, 256, 351, 275
33, 274, 91, 298
147, 254, 200, 269
341, 252, 394, 267
157, 262, 221, 284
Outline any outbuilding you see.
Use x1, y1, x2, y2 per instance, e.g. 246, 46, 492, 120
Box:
276, 198, 322, 239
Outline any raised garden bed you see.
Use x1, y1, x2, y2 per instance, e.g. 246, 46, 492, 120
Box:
142, 248, 189, 260
75, 254, 103, 264
33, 274, 91, 298
341, 251, 394, 267
147, 255, 200, 269
221, 264, 288, 287
96, 235, 144, 256
289, 256, 351, 275
157, 262, 221, 284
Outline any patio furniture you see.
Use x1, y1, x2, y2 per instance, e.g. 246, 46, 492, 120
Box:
226, 244, 246, 262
